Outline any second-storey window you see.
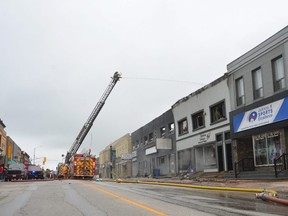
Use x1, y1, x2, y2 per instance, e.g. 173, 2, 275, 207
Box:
169, 123, 175, 134
252, 67, 264, 99
210, 101, 226, 123
272, 55, 286, 92
192, 110, 205, 130
148, 132, 153, 142
178, 118, 188, 135
160, 127, 166, 137
236, 77, 245, 106
144, 136, 148, 145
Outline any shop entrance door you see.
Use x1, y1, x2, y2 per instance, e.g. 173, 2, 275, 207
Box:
226, 143, 233, 170
217, 146, 224, 171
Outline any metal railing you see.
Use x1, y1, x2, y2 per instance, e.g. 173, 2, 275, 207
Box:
274, 153, 287, 178
234, 158, 255, 178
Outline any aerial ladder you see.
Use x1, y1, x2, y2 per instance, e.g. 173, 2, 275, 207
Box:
65, 72, 121, 164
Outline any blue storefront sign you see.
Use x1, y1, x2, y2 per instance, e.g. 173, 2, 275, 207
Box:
233, 97, 288, 133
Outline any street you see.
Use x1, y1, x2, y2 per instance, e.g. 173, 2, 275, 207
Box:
0, 180, 287, 216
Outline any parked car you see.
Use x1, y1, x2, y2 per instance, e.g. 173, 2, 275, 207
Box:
5, 163, 26, 181
27, 165, 44, 179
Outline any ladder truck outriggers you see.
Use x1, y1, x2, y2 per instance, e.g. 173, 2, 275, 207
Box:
60, 72, 121, 179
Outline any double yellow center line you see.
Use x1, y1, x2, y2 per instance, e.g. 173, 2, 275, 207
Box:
78, 181, 166, 216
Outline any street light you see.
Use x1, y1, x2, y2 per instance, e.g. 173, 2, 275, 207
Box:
33, 145, 42, 164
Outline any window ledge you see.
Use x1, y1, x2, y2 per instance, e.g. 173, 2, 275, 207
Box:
210, 118, 227, 126
253, 97, 264, 102
192, 126, 205, 132
178, 132, 189, 137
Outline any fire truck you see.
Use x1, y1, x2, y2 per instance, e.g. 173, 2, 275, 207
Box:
57, 163, 70, 179
70, 153, 96, 179
63, 72, 121, 179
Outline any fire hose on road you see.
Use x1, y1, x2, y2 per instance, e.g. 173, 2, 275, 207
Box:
256, 191, 288, 206
104, 178, 288, 206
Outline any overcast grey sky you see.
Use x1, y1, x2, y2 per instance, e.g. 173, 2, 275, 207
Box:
1, 0, 288, 170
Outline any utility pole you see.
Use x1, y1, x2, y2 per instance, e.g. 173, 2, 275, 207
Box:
33, 145, 41, 164
33, 148, 35, 164
110, 145, 113, 179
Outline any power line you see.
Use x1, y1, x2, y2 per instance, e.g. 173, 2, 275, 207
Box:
122, 76, 205, 86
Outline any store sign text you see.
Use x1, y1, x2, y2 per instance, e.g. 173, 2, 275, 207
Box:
233, 97, 288, 133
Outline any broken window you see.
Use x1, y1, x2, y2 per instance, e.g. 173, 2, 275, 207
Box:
178, 118, 188, 135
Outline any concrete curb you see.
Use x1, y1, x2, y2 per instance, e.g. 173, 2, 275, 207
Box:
100, 179, 278, 196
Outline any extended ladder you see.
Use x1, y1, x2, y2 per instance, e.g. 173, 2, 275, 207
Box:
65, 72, 121, 163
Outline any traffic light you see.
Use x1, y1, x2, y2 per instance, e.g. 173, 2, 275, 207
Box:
43, 157, 47, 165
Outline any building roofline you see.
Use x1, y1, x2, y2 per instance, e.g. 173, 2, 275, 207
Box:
171, 73, 228, 108
0, 119, 6, 128
227, 25, 288, 73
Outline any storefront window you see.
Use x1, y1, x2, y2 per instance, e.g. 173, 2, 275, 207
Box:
204, 145, 216, 165
254, 136, 267, 165
253, 131, 281, 166
267, 133, 282, 164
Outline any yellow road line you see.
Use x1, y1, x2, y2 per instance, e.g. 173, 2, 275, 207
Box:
78, 181, 166, 216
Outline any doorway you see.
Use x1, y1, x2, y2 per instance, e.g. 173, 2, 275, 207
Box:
217, 146, 224, 171
226, 143, 233, 170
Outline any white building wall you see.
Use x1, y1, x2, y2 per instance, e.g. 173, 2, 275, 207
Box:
173, 76, 231, 150
172, 75, 232, 173
176, 125, 230, 151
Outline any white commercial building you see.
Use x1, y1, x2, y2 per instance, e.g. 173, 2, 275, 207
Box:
172, 74, 233, 173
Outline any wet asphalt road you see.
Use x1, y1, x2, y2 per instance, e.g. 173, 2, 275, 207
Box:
0, 180, 287, 216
